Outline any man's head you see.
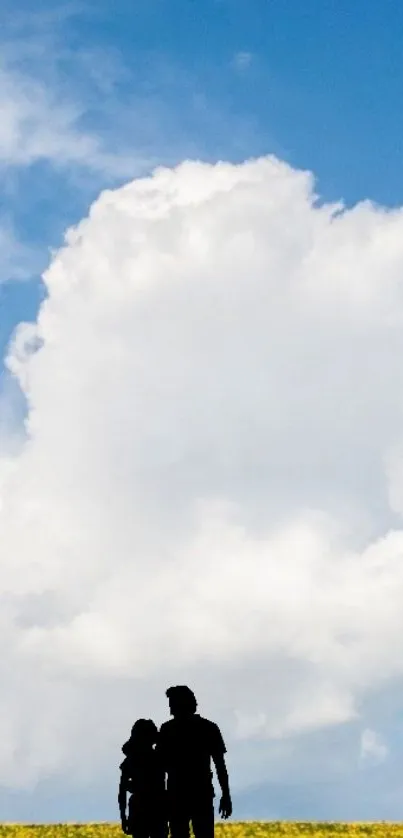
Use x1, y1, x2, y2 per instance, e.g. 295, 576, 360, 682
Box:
166, 685, 197, 717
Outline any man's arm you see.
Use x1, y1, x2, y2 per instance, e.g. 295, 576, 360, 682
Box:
212, 751, 232, 819
209, 721, 232, 819
212, 751, 230, 797
210, 724, 231, 791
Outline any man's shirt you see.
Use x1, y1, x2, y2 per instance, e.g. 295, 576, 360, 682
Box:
156, 713, 227, 799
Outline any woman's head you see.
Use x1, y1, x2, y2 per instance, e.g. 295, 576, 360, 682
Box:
123, 719, 158, 753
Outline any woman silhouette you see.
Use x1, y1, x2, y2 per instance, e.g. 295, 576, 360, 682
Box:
119, 719, 167, 838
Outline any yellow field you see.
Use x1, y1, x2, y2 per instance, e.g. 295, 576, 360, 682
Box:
0, 823, 403, 838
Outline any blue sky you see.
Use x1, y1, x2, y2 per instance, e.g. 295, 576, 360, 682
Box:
2, 0, 403, 824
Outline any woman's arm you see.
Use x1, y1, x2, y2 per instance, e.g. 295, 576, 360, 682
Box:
118, 771, 129, 832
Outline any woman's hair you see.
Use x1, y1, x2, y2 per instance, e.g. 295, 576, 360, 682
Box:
122, 718, 158, 754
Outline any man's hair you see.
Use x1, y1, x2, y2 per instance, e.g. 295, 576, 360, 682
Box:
166, 685, 197, 715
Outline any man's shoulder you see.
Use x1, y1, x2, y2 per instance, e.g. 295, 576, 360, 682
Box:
159, 714, 223, 737
197, 716, 227, 752
196, 715, 222, 732
199, 716, 221, 733
159, 715, 211, 727
157, 721, 170, 742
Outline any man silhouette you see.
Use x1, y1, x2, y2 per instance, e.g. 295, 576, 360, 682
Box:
156, 685, 232, 838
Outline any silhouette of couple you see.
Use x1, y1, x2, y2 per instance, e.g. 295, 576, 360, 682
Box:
119, 686, 232, 838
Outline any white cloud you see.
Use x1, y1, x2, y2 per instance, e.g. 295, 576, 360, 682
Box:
359, 728, 388, 767
0, 23, 261, 188
0, 64, 141, 177
0, 223, 42, 283
1, 156, 403, 795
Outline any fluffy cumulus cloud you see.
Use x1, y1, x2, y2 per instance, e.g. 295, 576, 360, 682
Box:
2, 156, 403, 809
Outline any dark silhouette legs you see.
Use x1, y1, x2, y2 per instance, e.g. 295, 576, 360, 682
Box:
168, 797, 215, 838
128, 796, 168, 838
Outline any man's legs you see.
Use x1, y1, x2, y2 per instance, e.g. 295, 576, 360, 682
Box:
149, 797, 169, 838
167, 795, 191, 838
191, 798, 215, 838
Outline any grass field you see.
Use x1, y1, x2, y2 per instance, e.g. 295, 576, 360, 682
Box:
0, 824, 403, 837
